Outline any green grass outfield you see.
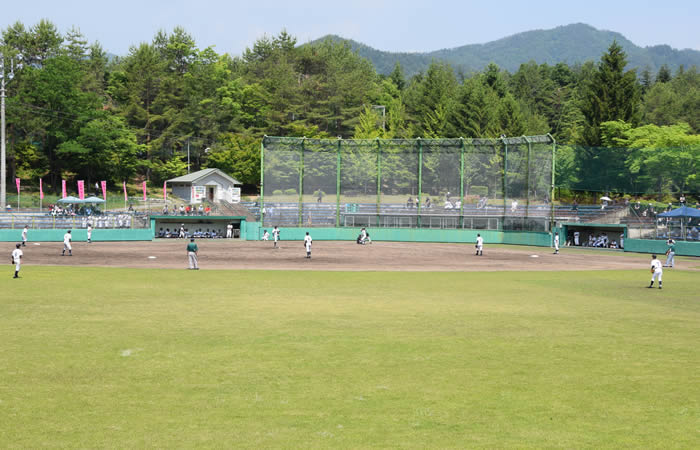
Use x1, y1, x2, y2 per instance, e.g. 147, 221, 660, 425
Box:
1, 267, 698, 448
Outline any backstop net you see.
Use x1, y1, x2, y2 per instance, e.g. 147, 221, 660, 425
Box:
261, 136, 555, 231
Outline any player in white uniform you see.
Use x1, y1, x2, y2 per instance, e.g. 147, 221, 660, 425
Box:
11, 243, 23, 278
21, 225, 28, 247
87, 223, 93, 243
62, 230, 72, 256
573, 231, 580, 246
261, 230, 269, 241
648, 254, 663, 289
303, 232, 313, 258
226, 223, 233, 238
553, 232, 560, 254
272, 226, 280, 248
475, 234, 483, 256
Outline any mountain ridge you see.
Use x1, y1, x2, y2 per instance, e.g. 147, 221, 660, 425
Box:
307, 23, 700, 76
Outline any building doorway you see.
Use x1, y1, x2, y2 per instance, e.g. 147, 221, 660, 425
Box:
207, 186, 216, 202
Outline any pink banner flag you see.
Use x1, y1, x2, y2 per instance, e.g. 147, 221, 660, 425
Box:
77, 180, 85, 200
15, 178, 20, 193
163, 181, 167, 201
142, 181, 147, 201
123, 181, 127, 201
40, 178, 44, 200
62, 179, 67, 198
101, 181, 107, 201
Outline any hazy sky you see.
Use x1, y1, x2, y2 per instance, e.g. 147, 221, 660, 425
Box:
2, 0, 698, 56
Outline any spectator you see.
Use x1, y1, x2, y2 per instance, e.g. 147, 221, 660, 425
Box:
572, 199, 578, 211
425, 197, 431, 208
205, 206, 211, 215
679, 194, 686, 206
406, 196, 414, 208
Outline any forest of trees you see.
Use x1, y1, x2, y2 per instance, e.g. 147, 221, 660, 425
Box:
1, 21, 698, 197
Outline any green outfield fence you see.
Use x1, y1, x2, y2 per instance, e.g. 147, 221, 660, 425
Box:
261, 135, 556, 232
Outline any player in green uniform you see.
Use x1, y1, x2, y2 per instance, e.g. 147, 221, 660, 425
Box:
187, 238, 199, 270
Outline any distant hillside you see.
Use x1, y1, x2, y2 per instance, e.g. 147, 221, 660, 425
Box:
307, 24, 700, 76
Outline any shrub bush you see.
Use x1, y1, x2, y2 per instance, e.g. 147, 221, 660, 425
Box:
470, 186, 489, 197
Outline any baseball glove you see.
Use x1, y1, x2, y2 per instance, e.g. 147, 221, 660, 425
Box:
650, 268, 654, 274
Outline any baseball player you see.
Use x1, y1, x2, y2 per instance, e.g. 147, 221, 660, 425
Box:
553, 232, 560, 254
11, 243, 23, 278
475, 234, 483, 256
62, 230, 72, 256
573, 231, 580, 246
187, 237, 199, 270
648, 254, 663, 289
261, 230, 269, 241
21, 225, 28, 247
664, 239, 676, 268
226, 223, 233, 238
303, 232, 313, 258
87, 223, 93, 243
272, 226, 280, 248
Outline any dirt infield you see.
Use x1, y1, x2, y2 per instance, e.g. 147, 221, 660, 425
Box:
15, 239, 692, 272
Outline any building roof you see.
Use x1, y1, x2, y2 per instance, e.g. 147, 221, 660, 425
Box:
167, 168, 241, 185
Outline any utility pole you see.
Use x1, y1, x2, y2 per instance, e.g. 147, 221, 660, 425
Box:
372, 105, 386, 132
0, 54, 15, 211
187, 139, 190, 174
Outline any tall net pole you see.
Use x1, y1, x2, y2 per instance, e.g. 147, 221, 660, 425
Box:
260, 138, 265, 227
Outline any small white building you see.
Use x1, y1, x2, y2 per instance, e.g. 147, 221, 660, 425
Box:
167, 168, 242, 204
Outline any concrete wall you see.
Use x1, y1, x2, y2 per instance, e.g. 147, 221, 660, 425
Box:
171, 184, 191, 203
0, 228, 154, 242
624, 239, 700, 257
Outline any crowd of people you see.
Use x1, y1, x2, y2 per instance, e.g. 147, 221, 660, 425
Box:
567, 231, 624, 249
162, 204, 212, 216
158, 223, 235, 239
48, 204, 102, 217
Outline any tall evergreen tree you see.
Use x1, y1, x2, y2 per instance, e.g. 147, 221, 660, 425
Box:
580, 41, 640, 146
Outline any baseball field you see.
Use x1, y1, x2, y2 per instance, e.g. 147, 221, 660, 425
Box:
1, 241, 699, 448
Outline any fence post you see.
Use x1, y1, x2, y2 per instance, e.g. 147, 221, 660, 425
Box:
417, 138, 422, 228
501, 137, 508, 220
336, 137, 341, 227
523, 135, 532, 222
547, 133, 556, 234
459, 137, 465, 228
376, 138, 381, 228
260, 137, 265, 227
299, 137, 305, 227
